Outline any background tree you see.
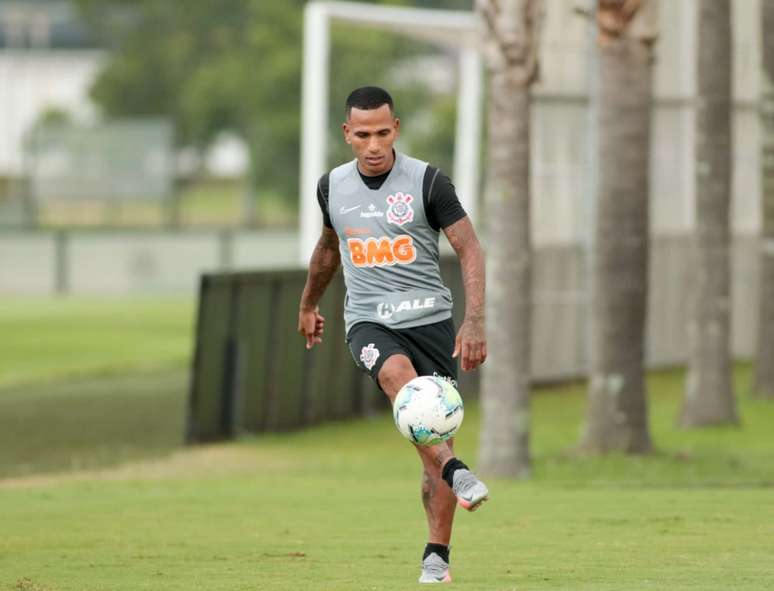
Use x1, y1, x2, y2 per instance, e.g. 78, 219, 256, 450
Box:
476, 0, 543, 477
75, 0, 469, 206
680, 0, 738, 425
581, 0, 656, 453
76, 0, 304, 203
754, 0, 774, 400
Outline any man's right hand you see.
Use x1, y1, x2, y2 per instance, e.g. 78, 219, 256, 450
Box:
298, 306, 325, 350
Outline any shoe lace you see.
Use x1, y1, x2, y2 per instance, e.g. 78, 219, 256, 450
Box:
452, 469, 477, 496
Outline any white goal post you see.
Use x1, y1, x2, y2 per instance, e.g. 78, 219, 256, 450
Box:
299, 1, 483, 264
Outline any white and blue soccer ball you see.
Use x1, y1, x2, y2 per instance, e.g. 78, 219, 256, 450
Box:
392, 375, 464, 446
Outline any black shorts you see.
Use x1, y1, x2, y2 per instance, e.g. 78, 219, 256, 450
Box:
346, 317, 458, 391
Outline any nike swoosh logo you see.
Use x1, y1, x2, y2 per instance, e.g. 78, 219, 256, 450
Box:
339, 204, 361, 214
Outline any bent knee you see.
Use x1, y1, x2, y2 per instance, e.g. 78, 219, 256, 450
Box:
378, 354, 417, 399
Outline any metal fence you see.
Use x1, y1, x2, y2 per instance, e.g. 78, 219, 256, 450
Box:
0, 118, 176, 227
187, 268, 373, 443
27, 119, 174, 202
0, 228, 299, 295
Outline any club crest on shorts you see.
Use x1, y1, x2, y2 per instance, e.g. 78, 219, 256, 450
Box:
386, 192, 414, 226
360, 343, 380, 370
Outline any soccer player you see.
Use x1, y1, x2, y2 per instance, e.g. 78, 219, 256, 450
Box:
298, 86, 488, 584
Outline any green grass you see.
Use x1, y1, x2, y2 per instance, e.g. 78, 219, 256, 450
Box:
0, 296, 193, 478
0, 367, 186, 479
176, 180, 295, 228
2, 297, 773, 589
176, 178, 248, 226
2, 366, 774, 590
531, 367, 774, 487
0, 296, 195, 389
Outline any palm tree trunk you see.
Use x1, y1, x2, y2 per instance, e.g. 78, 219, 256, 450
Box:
754, 0, 774, 399
681, 0, 738, 425
581, 0, 656, 453
477, 0, 543, 477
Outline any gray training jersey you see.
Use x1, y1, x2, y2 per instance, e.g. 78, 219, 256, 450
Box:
328, 152, 454, 334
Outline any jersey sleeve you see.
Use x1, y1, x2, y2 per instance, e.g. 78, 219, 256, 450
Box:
422, 166, 467, 232
317, 173, 332, 228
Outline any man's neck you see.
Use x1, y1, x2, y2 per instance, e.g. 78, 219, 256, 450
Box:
357, 150, 395, 177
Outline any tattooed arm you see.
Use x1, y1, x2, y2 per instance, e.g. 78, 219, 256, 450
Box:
443, 216, 487, 371
298, 226, 341, 349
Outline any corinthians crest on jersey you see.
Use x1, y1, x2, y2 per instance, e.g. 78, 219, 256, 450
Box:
386, 192, 414, 226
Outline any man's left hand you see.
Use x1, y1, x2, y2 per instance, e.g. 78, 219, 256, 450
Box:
452, 319, 487, 372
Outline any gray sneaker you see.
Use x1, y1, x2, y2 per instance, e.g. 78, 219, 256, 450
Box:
451, 468, 489, 511
419, 552, 451, 583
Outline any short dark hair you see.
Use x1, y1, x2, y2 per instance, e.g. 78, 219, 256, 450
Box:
345, 86, 394, 118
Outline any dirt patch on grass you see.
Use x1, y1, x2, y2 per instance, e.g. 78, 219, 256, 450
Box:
12, 578, 54, 591
0, 443, 289, 490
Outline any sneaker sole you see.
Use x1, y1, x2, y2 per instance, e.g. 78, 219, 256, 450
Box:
419, 572, 452, 583
458, 494, 489, 512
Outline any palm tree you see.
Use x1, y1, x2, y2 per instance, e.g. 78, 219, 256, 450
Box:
754, 0, 774, 400
680, 0, 738, 425
476, 0, 543, 477
581, 0, 657, 453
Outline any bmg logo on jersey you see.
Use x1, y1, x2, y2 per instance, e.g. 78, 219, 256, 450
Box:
348, 235, 416, 267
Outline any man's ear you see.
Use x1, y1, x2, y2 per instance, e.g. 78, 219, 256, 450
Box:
342, 122, 351, 144
394, 117, 400, 137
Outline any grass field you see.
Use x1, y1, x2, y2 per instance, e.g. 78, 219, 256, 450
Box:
2, 298, 774, 589
0, 367, 187, 479
0, 297, 193, 478
0, 296, 194, 388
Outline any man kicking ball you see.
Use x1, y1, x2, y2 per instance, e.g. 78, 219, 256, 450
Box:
298, 86, 489, 583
